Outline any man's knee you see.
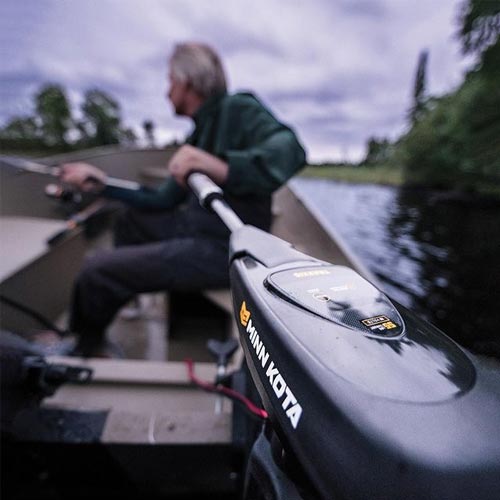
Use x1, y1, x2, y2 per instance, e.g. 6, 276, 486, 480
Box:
77, 252, 111, 288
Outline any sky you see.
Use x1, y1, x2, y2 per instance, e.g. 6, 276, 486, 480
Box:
0, 0, 474, 163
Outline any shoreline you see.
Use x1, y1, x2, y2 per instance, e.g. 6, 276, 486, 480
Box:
300, 164, 500, 200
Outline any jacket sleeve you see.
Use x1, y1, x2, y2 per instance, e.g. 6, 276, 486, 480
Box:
223, 99, 307, 196
102, 176, 187, 211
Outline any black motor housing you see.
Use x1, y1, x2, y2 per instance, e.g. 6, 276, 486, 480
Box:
0, 331, 92, 433
230, 226, 500, 500
1, 331, 45, 430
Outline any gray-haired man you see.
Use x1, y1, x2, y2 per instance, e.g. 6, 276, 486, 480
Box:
61, 42, 306, 356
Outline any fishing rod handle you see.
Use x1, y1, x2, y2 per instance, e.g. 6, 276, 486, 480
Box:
187, 172, 244, 232
187, 172, 224, 210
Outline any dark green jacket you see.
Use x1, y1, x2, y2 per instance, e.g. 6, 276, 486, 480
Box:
103, 92, 306, 237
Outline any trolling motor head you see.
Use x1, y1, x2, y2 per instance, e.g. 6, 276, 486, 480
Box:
186, 172, 500, 500
229, 225, 500, 500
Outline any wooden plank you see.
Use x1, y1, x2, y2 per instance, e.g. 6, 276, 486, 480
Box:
102, 411, 232, 444
46, 356, 217, 384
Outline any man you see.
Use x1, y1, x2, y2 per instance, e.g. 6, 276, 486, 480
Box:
60, 42, 306, 357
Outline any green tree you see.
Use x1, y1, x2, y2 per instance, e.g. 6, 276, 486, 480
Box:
35, 84, 72, 147
393, 1, 500, 192
0, 83, 141, 152
397, 75, 500, 190
458, 0, 500, 77
80, 89, 122, 146
363, 137, 391, 165
0, 116, 39, 140
409, 50, 429, 123
143, 120, 155, 148
0, 116, 43, 151
121, 127, 138, 146
459, 0, 500, 54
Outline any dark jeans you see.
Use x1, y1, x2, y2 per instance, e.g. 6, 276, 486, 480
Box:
69, 208, 230, 347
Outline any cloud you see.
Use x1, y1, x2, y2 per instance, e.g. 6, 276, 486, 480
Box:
0, 0, 471, 162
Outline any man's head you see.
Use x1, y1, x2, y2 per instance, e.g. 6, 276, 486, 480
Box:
167, 42, 227, 117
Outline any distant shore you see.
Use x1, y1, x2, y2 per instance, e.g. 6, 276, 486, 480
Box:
300, 164, 403, 186
300, 164, 500, 199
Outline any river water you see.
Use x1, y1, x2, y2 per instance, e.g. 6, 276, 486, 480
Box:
292, 178, 500, 357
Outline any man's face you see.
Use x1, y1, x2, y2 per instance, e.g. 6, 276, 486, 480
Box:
167, 72, 188, 116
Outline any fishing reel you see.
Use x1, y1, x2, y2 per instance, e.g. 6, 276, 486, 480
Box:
45, 183, 83, 204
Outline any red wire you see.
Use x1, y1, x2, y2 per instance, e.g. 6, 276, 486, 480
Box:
185, 358, 268, 419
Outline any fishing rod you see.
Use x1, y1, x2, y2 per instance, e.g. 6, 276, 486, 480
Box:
0, 155, 141, 191
0, 156, 120, 245
45, 198, 109, 246
187, 172, 500, 500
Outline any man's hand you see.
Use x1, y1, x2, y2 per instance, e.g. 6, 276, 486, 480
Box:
59, 162, 108, 193
168, 145, 229, 187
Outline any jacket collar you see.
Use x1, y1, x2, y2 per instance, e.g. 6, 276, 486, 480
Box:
192, 92, 226, 125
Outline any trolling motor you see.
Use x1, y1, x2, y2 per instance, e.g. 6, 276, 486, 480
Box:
188, 173, 500, 500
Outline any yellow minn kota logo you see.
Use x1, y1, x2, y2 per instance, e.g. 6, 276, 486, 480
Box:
240, 301, 251, 327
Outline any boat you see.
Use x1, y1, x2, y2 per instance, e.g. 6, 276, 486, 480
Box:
0, 147, 373, 499
1, 148, 499, 500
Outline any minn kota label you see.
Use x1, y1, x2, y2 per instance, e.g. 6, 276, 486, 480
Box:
361, 315, 398, 334
239, 301, 303, 429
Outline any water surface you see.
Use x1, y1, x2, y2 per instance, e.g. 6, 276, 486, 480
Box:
292, 178, 500, 356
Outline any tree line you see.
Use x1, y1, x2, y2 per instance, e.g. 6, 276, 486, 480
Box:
363, 0, 499, 193
2, 0, 498, 193
0, 85, 160, 153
